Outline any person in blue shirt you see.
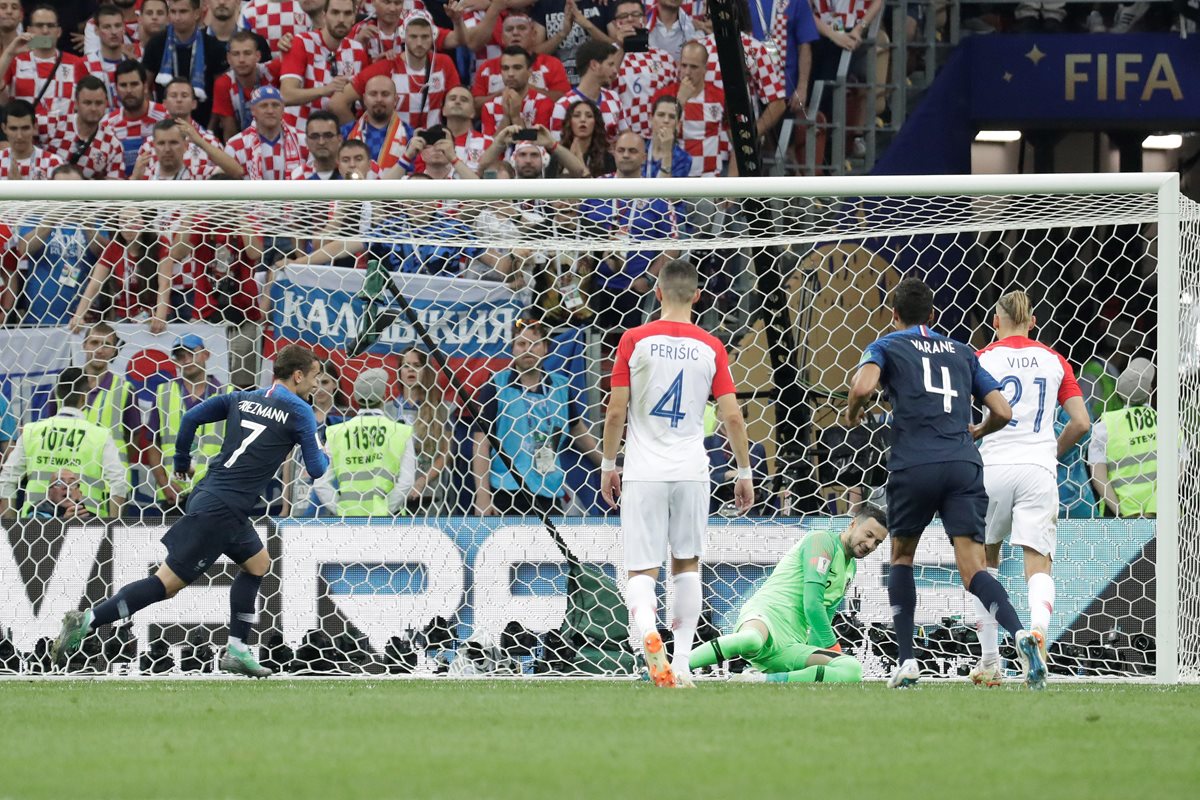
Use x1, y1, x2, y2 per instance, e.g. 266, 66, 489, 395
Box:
53, 344, 330, 678
13, 164, 103, 325
644, 96, 693, 178
846, 277, 1047, 689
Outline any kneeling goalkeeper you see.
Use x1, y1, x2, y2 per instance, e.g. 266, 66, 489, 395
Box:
691, 506, 888, 683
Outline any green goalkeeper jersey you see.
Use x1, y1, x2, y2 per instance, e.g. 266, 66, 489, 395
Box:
740, 530, 855, 648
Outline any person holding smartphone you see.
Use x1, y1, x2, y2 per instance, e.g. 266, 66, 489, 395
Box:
0, 6, 87, 117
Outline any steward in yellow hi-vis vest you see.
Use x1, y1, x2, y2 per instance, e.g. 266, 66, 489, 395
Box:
0, 368, 130, 519
315, 368, 416, 516
1088, 357, 1157, 518
148, 334, 230, 510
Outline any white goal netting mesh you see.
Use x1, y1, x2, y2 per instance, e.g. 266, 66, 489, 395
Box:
0, 179, 1196, 681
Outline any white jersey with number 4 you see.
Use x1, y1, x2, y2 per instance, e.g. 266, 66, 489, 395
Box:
976, 335, 1083, 473
611, 320, 736, 482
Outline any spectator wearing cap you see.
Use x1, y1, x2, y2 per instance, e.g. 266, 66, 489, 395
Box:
472, 319, 601, 516
480, 46, 554, 138
0, 5, 87, 116
548, 39, 624, 143
280, 0, 367, 132
315, 367, 416, 517
99, 59, 170, 178
147, 333, 230, 512
223, 84, 308, 179
1088, 357, 1158, 518
0, 99, 64, 179
330, 14, 460, 133
140, 0, 228, 127
471, 12, 570, 110
210, 30, 284, 143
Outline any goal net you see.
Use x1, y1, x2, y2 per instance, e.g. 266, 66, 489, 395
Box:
0, 175, 1195, 682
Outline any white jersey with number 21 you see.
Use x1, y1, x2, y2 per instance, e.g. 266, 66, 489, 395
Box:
611, 319, 736, 482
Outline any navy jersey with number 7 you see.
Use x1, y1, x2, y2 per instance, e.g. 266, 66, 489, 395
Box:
859, 324, 1002, 471
173, 383, 329, 514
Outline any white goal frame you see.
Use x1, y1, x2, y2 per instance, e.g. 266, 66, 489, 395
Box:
0, 172, 1186, 683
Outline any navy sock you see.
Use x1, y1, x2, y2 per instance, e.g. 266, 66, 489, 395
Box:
91, 576, 168, 629
969, 571, 1023, 638
888, 564, 917, 663
229, 571, 264, 642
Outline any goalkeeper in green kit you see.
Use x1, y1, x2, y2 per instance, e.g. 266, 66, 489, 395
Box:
690, 506, 888, 683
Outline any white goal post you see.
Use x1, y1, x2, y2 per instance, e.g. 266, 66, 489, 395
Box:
0, 173, 1194, 683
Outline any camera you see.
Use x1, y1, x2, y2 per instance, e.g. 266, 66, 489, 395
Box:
622, 29, 650, 54
421, 124, 447, 144
513, 128, 539, 142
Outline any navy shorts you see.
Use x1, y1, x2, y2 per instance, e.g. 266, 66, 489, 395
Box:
161, 491, 264, 583
886, 462, 987, 542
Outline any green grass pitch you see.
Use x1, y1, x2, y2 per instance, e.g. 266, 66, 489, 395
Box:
2, 680, 1199, 800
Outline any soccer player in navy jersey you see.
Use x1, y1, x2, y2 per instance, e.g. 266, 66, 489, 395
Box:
846, 277, 1048, 689
52, 345, 330, 677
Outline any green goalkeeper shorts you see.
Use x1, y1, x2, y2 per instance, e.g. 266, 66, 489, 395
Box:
734, 605, 824, 674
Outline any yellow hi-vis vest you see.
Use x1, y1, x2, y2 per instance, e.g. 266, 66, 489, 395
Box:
155, 381, 233, 499
1101, 405, 1157, 517
327, 413, 414, 516
20, 413, 112, 516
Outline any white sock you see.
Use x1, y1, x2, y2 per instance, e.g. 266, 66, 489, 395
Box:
670, 571, 702, 673
1027, 572, 1055, 635
971, 590, 1000, 665
625, 574, 658, 642
228, 636, 247, 652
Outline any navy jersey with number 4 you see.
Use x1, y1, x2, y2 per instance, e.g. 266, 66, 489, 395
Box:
173, 383, 329, 514
860, 325, 1001, 471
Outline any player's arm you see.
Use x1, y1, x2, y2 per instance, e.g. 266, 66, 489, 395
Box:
800, 536, 838, 649
1057, 395, 1091, 459
715, 391, 754, 513
970, 390, 1013, 441
295, 408, 330, 480
175, 393, 236, 475
600, 384, 629, 508
845, 345, 882, 426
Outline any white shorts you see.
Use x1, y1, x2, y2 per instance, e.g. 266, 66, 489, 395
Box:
984, 463, 1058, 557
621, 481, 709, 572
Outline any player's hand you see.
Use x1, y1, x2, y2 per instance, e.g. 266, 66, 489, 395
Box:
148, 315, 167, 333
173, 468, 194, 483
600, 468, 621, 508
843, 407, 864, 427
969, 422, 985, 441
161, 482, 181, 505
734, 478, 754, 513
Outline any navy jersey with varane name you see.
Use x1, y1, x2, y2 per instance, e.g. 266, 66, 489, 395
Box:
172, 383, 329, 514
860, 325, 1002, 471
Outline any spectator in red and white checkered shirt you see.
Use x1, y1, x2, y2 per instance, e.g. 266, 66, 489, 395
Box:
471, 12, 570, 111
223, 84, 308, 179
609, 1, 677, 140
237, 0, 313, 51
211, 30, 284, 142
652, 40, 730, 177
0, 6, 88, 117
134, 117, 211, 179
332, 15, 459, 132
347, 0, 407, 63
83, 6, 130, 110
131, 80, 242, 179
101, 60, 170, 177
695, 23, 787, 138
810, 0, 885, 158
441, 85, 491, 174
280, 0, 367, 132
82, 0, 140, 59
480, 46, 554, 137
38, 75, 120, 179
548, 39, 623, 142
1, 100, 63, 179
